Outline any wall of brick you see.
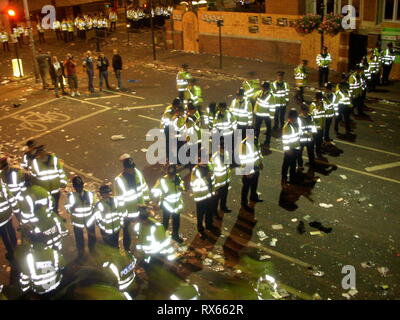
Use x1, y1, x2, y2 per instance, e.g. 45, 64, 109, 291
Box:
265, 0, 304, 15
362, 0, 376, 22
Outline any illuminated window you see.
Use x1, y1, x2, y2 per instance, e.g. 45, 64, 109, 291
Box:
384, 0, 400, 21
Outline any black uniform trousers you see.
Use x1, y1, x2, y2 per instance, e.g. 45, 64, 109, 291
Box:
3, 42, 10, 51
334, 105, 351, 134
352, 95, 364, 115
255, 116, 272, 145
101, 230, 119, 249
63, 31, 69, 43
216, 184, 229, 210
55, 30, 62, 40
282, 150, 299, 182
324, 117, 333, 142
196, 197, 215, 233
273, 106, 286, 129
123, 217, 135, 251
0, 220, 17, 257
382, 64, 393, 85
295, 87, 305, 104
298, 141, 315, 168
73, 225, 96, 254
314, 129, 323, 156
318, 67, 329, 87
52, 191, 61, 216
162, 206, 180, 238
241, 171, 260, 205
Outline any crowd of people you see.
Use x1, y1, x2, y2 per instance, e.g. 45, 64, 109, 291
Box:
0, 38, 397, 299
35, 48, 124, 97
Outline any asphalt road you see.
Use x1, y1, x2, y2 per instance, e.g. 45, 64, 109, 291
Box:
0, 31, 399, 300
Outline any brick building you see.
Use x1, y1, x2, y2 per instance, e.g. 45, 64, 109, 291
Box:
166, 0, 400, 78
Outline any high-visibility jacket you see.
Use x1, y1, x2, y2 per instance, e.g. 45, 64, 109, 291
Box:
238, 140, 263, 175
309, 101, 326, 130
30, 154, 67, 195
67, 21, 74, 32
93, 18, 98, 28
190, 165, 216, 202
335, 88, 352, 108
213, 110, 236, 136
27, 210, 65, 251
133, 218, 176, 263
374, 48, 383, 63
114, 169, 150, 219
230, 98, 253, 127
17, 26, 24, 35
18, 185, 53, 225
349, 72, 363, 98
323, 92, 338, 118
78, 20, 86, 31
109, 12, 118, 22
282, 122, 301, 151
102, 251, 136, 292
202, 106, 216, 130
361, 61, 372, 80
0, 167, 26, 199
272, 81, 290, 107
210, 151, 231, 188
0, 181, 16, 228
37, 24, 44, 33
367, 56, 381, 74
161, 105, 175, 129
316, 53, 332, 68
242, 79, 261, 100
94, 197, 124, 235
254, 90, 276, 118
19, 244, 64, 295
176, 71, 192, 92
86, 19, 93, 30
171, 115, 186, 139
52, 21, 61, 30
185, 118, 202, 146
0, 32, 9, 42
183, 86, 203, 107
65, 190, 97, 228
188, 110, 201, 126
382, 48, 396, 66
294, 65, 307, 87
151, 174, 185, 214
61, 22, 68, 31
298, 115, 317, 143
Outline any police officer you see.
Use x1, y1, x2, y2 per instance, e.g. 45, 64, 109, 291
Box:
294, 60, 308, 104
65, 176, 97, 257
183, 78, 203, 110
323, 83, 338, 143
0, 30, 10, 52
162, 98, 181, 162
0, 155, 26, 207
297, 104, 317, 170
151, 165, 185, 243
94, 185, 124, 249
190, 158, 218, 239
29, 145, 67, 217
382, 42, 396, 85
230, 88, 252, 136
334, 80, 352, 136
349, 65, 366, 116
309, 92, 326, 158
272, 71, 290, 131
253, 81, 276, 148
176, 64, 192, 99
239, 137, 263, 213
281, 109, 301, 187
21, 140, 37, 170
114, 158, 149, 252
212, 102, 236, 153
316, 46, 332, 87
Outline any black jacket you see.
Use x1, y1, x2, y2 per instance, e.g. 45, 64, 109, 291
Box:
112, 54, 122, 71
97, 57, 109, 72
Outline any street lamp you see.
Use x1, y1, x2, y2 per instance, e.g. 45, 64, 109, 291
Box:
217, 19, 223, 69
320, 1, 325, 52
149, 0, 157, 60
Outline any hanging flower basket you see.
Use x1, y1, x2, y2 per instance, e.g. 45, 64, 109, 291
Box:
293, 14, 322, 34
318, 14, 344, 36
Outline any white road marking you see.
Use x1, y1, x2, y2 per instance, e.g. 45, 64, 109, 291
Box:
0, 98, 59, 121
84, 95, 121, 100
365, 161, 400, 172
138, 114, 161, 122
333, 140, 400, 157
119, 104, 164, 111
63, 164, 103, 183
103, 89, 145, 100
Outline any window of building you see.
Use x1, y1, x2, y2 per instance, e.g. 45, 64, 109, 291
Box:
305, 0, 360, 17
383, 0, 400, 21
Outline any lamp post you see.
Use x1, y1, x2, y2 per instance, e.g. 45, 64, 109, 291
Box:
22, 0, 40, 82
217, 19, 223, 69
320, 1, 325, 52
149, 0, 157, 60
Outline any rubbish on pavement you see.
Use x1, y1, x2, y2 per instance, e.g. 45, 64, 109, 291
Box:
381, 285, 389, 290
269, 238, 278, 246
312, 293, 322, 300
297, 221, 306, 234
377, 267, 389, 277
319, 203, 333, 208
141, 148, 148, 152
128, 80, 139, 83
361, 261, 375, 268
257, 231, 268, 241
340, 175, 347, 180
260, 255, 271, 260
291, 218, 298, 222
337, 198, 344, 202
272, 224, 283, 230
310, 231, 322, 236
309, 221, 332, 234
303, 215, 311, 221
348, 289, 358, 296
111, 135, 125, 141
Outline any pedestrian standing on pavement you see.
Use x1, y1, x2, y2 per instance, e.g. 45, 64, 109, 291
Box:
83, 51, 95, 93
281, 109, 301, 188
36, 49, 51, 89
64, 53, 80, 97
112, 49, 123, 90
49, 56, 67, 98
97, 53, 112, 91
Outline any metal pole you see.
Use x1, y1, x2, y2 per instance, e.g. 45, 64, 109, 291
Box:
22, 0, 39, 82
320, 1, 325, 52
217, 20, 223, 69
15, 44, 23, 78
149, 0, 157, 60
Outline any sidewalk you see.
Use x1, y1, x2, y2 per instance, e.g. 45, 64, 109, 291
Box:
1, 25, 399, 103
